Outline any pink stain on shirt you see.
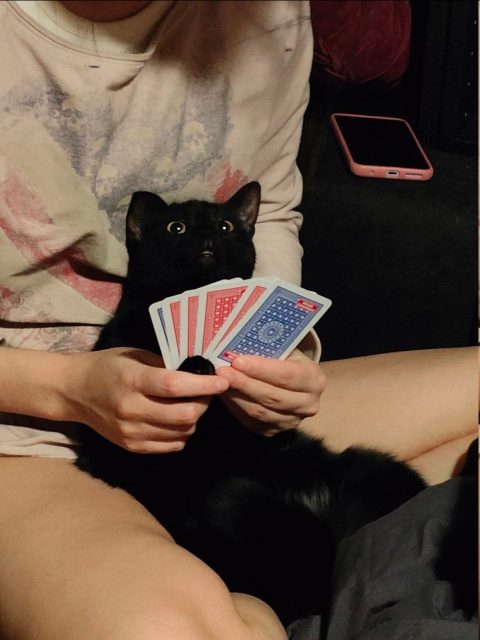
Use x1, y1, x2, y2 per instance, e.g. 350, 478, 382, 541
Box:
0, 166, 121, 315
212, 163, 248, 203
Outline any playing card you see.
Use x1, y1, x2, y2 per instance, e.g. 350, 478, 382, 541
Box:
150, 276, 331, 370
203, 277, 277, 359
195, 280, 249, 355
148, 302, 174, 369
162, 294, 182, 368
149, 279, 244, 369
181, 290, 200, 359
209, 281, 332, 367
182, 279, 237, 359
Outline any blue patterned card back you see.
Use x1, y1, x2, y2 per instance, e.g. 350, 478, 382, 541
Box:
214, 286, 327, 363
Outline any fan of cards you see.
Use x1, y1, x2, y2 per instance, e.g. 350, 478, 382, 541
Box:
149, 276, 332, 370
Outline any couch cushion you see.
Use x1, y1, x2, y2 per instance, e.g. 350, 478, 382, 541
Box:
310, 1, 411, 86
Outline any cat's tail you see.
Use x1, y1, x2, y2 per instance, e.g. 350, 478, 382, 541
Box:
191, 468, 336, 627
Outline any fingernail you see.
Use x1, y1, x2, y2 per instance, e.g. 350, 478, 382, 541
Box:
233, 356, 248, 371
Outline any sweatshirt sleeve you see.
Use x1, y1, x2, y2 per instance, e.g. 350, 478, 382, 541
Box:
251, 1, 313, 286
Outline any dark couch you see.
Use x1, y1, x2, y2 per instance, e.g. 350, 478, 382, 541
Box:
299, 1, 477, 362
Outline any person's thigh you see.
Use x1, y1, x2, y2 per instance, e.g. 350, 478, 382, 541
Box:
300, 347, 478, 479
408, 432, 478, 485
0, 457, 285, 640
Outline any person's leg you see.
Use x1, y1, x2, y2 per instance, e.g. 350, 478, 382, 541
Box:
0, 457, 286, 640
300, 347, 478, 484
408, 432, 478, 485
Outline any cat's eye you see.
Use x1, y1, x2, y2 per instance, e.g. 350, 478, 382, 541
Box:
167, 221, 186, 234
217, 219, 234, 232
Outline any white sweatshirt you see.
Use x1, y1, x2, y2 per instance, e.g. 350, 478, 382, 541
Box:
0, 0, 317, 457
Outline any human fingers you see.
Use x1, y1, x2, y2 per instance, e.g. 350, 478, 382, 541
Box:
111, 429, 191, 454
226, 352, 325, 394
134, 395, 212, 427
216, 365, 317, 417
138, 367, 229, 399
100, 398, 209, 453
220, 392, 294, 436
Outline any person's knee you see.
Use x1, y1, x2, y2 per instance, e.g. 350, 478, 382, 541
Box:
112, 609, 218, 640
111, 600, 240, 640
0, 459, 259, 640
99, 563, 248, 640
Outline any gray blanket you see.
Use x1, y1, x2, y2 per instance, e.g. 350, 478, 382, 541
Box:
288, 477, 478, 640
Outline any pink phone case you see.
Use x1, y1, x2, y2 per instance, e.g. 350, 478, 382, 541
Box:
330, 113, 434, 181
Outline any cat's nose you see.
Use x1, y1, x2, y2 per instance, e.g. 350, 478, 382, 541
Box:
201, 239, 214, 256
200, 238, 215, 261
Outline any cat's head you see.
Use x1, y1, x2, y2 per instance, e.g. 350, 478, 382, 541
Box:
125, 182, 260, 295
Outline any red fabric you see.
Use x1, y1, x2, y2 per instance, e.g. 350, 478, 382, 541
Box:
310, 1, 411, 86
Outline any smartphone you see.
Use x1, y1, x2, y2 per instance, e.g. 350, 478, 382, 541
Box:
330, 113, 433, 181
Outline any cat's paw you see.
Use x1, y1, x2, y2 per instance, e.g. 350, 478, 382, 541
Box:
178, 356, 215, 376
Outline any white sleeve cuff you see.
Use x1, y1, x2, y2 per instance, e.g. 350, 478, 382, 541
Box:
297, 329, 322, 363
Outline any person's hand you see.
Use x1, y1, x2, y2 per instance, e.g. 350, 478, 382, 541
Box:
215, 350, 326, 437
63, 347, 229, 453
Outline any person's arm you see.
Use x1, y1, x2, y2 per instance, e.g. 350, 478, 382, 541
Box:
251, 0, 313, 285
215, 5, 325, 434
0, 347, 74, 422
0, 347, 229, 452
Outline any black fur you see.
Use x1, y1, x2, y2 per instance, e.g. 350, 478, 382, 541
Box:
76, 182, 427, 627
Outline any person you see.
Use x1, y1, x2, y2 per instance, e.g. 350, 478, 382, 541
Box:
0, 2, 476, 639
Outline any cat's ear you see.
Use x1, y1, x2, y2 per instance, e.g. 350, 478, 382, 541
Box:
227, 182, 261, 232
126, 191, 168, 243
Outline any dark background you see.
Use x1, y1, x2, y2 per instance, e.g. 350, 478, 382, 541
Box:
298, 0, 478, 362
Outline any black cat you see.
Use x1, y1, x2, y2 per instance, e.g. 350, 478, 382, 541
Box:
76, 182, 426, 627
